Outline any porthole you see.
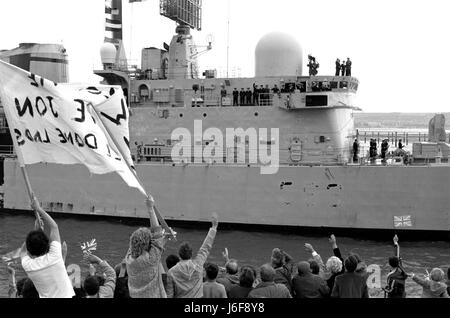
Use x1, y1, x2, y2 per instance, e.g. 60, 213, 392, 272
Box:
255, 112, 259, 117
203, 113, 207, 118
179, 113, 184, 118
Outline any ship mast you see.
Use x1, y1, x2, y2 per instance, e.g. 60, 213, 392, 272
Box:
226, 0, 230, 78
159, 0, 204, 80
104, 0, 127, 70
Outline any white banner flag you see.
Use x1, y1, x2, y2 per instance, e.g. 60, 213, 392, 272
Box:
0, 60, 146, 196
62, 84, 134, 168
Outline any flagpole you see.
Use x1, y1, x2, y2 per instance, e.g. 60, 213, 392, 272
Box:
89, 105, 176, 240
1, 98, 43, 229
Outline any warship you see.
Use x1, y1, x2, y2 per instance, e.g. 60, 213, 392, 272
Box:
0, 0, 449, 235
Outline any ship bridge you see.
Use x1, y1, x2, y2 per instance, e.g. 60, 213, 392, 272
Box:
275, 76, 360, 111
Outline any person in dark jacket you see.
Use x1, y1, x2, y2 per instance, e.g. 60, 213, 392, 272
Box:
217, 259, 240, 296
292, 261, 329, 298
228, 266, 256, 298
385, 256, 408, 298
271, 248, 294, 296
272, 85, 280, 94
331, 255, 369, 298
232, 88, 239, 106
346, 58, 352, 76
353, 139, 360, 163
246, 88, 252, 105
335, 59, 341, 76
381, 139, 389, 161
253, 83, 259, 106
114, 262, 130, 298
304, 236, 344, 296
239, 88, 245, 106
248, 264, 292, 298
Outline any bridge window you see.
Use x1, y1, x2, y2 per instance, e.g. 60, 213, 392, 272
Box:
349, 82, 359, 91
298, 82, 307, 92
339, 81, 348, 89
306, 95, 328, 107
322, 82, 331, 91
311, 82, 321, 92
282, 83, 296, 93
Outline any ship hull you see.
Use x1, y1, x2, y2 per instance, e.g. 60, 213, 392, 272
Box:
2, 159, 449, 233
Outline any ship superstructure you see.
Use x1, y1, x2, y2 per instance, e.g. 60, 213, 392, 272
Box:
0, 0, 449, 235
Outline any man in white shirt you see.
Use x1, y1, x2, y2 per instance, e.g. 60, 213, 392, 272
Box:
20, 196, 75, 298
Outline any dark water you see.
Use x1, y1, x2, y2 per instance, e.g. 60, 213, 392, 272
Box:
1, 212, 449, 298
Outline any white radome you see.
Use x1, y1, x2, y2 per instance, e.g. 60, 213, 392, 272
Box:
255, 32, 303, 77
100, 42, 117, 65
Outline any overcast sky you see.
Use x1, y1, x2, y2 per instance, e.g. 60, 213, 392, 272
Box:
1, 0, 449, 113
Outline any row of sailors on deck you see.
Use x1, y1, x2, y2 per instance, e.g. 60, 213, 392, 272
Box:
353, 138, 405, 163
230, 84, 279, 106
226, 80, 335, 106
222, 78, 351, 107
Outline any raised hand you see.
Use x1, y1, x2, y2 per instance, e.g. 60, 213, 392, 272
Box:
119, 262, 127, 278
34, 217, 44, 230
393, 235, 399, 245
31, 195, 40, 211
304, 243, 315, 254
146, 196, 155, 209
329, 234, 338, 248
222, 248, 230, 261
211, 212, 219, 229
62, 241, 68, 262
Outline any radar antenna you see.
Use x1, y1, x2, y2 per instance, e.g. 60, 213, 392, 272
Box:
160, 0, 202, 30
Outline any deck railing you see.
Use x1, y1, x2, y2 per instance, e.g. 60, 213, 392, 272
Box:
355, 130, 450, 146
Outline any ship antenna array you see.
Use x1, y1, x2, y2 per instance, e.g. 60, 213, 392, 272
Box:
129, 2, 133, 62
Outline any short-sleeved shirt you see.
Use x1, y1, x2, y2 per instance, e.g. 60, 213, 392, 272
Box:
21, 241, 75, 298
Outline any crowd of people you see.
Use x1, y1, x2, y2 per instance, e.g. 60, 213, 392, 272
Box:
3, 197, 449, 298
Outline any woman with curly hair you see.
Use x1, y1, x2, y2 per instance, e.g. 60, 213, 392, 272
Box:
125, 198, 168, 298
